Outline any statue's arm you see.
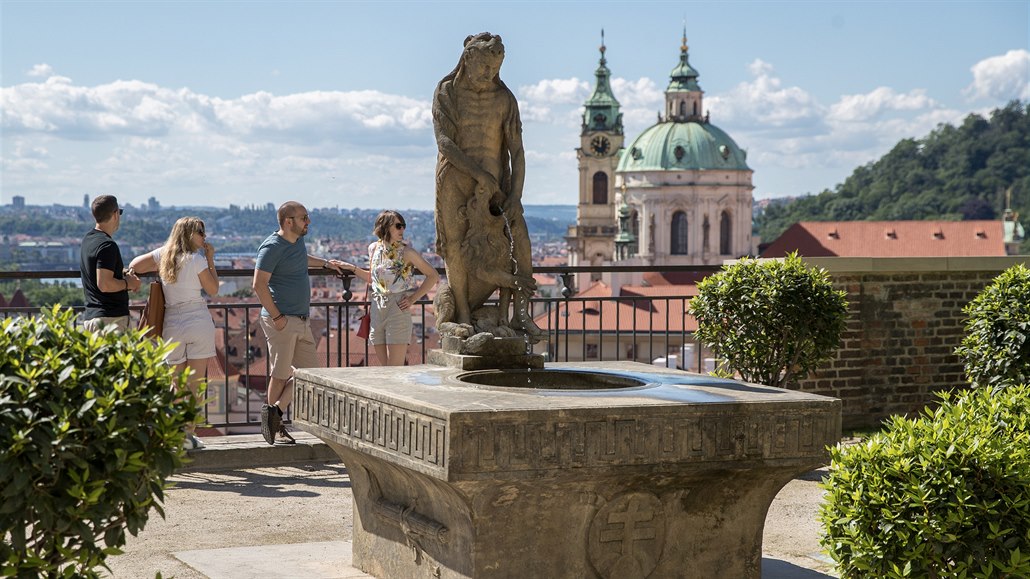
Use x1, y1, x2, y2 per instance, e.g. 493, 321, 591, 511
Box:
504, 93, 526, 212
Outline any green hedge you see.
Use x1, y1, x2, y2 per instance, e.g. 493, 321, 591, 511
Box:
820, 384, 1030, 578
0, 306, 199, 578
956, 264, 1030, 388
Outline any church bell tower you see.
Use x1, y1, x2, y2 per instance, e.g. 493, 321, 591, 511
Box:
567, 31, 624, 285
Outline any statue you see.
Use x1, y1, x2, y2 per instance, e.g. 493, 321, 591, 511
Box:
432, 32, 542, 342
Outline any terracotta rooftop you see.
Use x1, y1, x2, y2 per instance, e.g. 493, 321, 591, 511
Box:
761, 220, 1009, 258
535, 281, 698, 333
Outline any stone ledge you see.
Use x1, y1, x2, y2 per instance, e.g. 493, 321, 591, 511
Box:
176, 431, 340, 473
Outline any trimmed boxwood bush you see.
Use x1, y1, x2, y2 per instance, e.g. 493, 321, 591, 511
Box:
820, 384, 1030, 578
0, 306, 200, 578
691, 252, 848, 387
955, 264, 1030, 388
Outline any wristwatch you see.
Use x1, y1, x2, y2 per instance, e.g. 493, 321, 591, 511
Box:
322, 259, 329, 269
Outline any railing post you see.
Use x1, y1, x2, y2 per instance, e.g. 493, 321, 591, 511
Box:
559, 271, 573, 362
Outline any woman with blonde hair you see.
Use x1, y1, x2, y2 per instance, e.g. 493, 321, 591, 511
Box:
334, 210, 438, 366
129, 216, 219, 450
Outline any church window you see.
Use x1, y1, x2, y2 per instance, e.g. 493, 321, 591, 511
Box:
630, 210, 640, 255
720, 211, 732, 255
674, 146, 685, 161
671, 211, 688, 255
693, 101, 698, 116
679, 101, 687, 117
592, 172, 608, 204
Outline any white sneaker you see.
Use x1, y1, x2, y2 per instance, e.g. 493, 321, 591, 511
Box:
183, 434, 206, 450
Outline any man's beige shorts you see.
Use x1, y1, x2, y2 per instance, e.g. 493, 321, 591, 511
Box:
260, 315, 319, 380
83, 315, 130, 333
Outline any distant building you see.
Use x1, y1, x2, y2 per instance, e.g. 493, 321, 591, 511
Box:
11, 196, 25, 209
761, 220, 1020, 258
567, 30, 754, 291
147, 196, 161, 211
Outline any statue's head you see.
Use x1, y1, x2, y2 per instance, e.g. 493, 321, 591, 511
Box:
459, 32, 504, 84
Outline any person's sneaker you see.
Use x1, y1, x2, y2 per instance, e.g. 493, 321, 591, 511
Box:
276, 424, 296, 445
260, 404, 281, 446
183, 433, 206, 451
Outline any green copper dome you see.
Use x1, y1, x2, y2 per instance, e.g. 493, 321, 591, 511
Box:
617, 121, 750, 171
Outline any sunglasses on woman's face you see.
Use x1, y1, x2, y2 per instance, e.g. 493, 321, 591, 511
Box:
394, 223, 406, 230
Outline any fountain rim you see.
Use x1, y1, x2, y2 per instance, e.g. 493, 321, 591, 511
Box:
455, 367, 652, 391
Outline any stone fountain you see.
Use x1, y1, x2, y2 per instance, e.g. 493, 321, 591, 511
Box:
293, 32, 841, 579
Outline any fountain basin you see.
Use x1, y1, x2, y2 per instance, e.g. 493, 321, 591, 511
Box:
293, 361, 841, 579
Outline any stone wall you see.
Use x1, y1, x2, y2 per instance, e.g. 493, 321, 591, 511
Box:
788, 257, 1029, 429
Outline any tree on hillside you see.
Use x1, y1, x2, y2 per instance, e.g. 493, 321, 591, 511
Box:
757, 101, 1030, 253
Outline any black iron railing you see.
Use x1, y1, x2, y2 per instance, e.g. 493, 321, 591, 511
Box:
0, 266, 719, 431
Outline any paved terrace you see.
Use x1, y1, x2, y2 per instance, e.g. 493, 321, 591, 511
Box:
102, 431, 839, 579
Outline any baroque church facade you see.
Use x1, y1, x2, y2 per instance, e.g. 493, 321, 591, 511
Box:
567, 33, 755, 289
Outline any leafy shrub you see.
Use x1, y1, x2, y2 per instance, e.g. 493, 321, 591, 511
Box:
820, 384, 1030, 578
955, 264, 1030, 388
0, 306, 199, 578
691, 252, 848, 387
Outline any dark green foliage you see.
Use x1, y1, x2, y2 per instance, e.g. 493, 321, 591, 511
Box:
0, 277, 84, 308
820, 384, 1030, 578
955, 264, 1030, 388
757, 101, 1030, 252
0, 306, 199, 577
691, 252, 848, 387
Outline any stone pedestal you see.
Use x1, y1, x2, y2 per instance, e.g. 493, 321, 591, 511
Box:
293, 362, 841, 579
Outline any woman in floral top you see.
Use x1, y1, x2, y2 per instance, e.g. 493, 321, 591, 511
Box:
336, 210, 439, 366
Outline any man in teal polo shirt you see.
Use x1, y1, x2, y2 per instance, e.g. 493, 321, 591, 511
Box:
252, 201, 343, 445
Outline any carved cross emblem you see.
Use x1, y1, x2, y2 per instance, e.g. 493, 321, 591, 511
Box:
588, 492, 666, 578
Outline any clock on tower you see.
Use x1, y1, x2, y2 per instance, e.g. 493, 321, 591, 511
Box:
590, 135, 611, 157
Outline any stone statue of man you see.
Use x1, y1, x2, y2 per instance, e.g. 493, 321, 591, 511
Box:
433, 32, 541, 337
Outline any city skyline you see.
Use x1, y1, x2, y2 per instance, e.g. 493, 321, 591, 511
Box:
2, 1, 1028, 210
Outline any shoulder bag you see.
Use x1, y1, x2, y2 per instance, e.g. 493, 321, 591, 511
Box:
137, 280, 165, 339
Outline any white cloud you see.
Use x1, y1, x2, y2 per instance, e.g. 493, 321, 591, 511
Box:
828, 87, 937, 122
27, 63, 54, 78
706, 59, 825, 133
964, 49, 1030, 101
610, 77, 662, 108
518, 78, 588, 105
1, 78, 433, 144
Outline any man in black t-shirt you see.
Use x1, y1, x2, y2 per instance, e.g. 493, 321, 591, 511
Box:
80, 195, 141, 332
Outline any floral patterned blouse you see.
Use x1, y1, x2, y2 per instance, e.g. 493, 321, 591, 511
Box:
369, 241, 417, 306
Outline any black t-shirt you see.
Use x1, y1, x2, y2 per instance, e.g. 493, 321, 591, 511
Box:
80, 229, 129, 320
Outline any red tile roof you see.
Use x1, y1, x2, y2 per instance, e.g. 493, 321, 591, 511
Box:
762, 220, 1008, 258
535, 281, 698, 333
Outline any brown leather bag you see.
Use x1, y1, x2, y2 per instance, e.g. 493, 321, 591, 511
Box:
356, 283, 370, 340
137, 280, 165, 339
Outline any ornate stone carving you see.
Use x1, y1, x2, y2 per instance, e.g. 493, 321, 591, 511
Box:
293, 379, 447, 473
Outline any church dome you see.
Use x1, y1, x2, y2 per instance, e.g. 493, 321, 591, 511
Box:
617, 120, 750, 172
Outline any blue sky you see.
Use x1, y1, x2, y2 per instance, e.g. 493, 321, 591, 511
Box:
2, 1, 1028, 211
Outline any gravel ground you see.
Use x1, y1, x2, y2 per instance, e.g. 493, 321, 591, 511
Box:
103, 462, 835, 578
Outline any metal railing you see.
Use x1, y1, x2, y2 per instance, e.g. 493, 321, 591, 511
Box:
0, 265, 720, 431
